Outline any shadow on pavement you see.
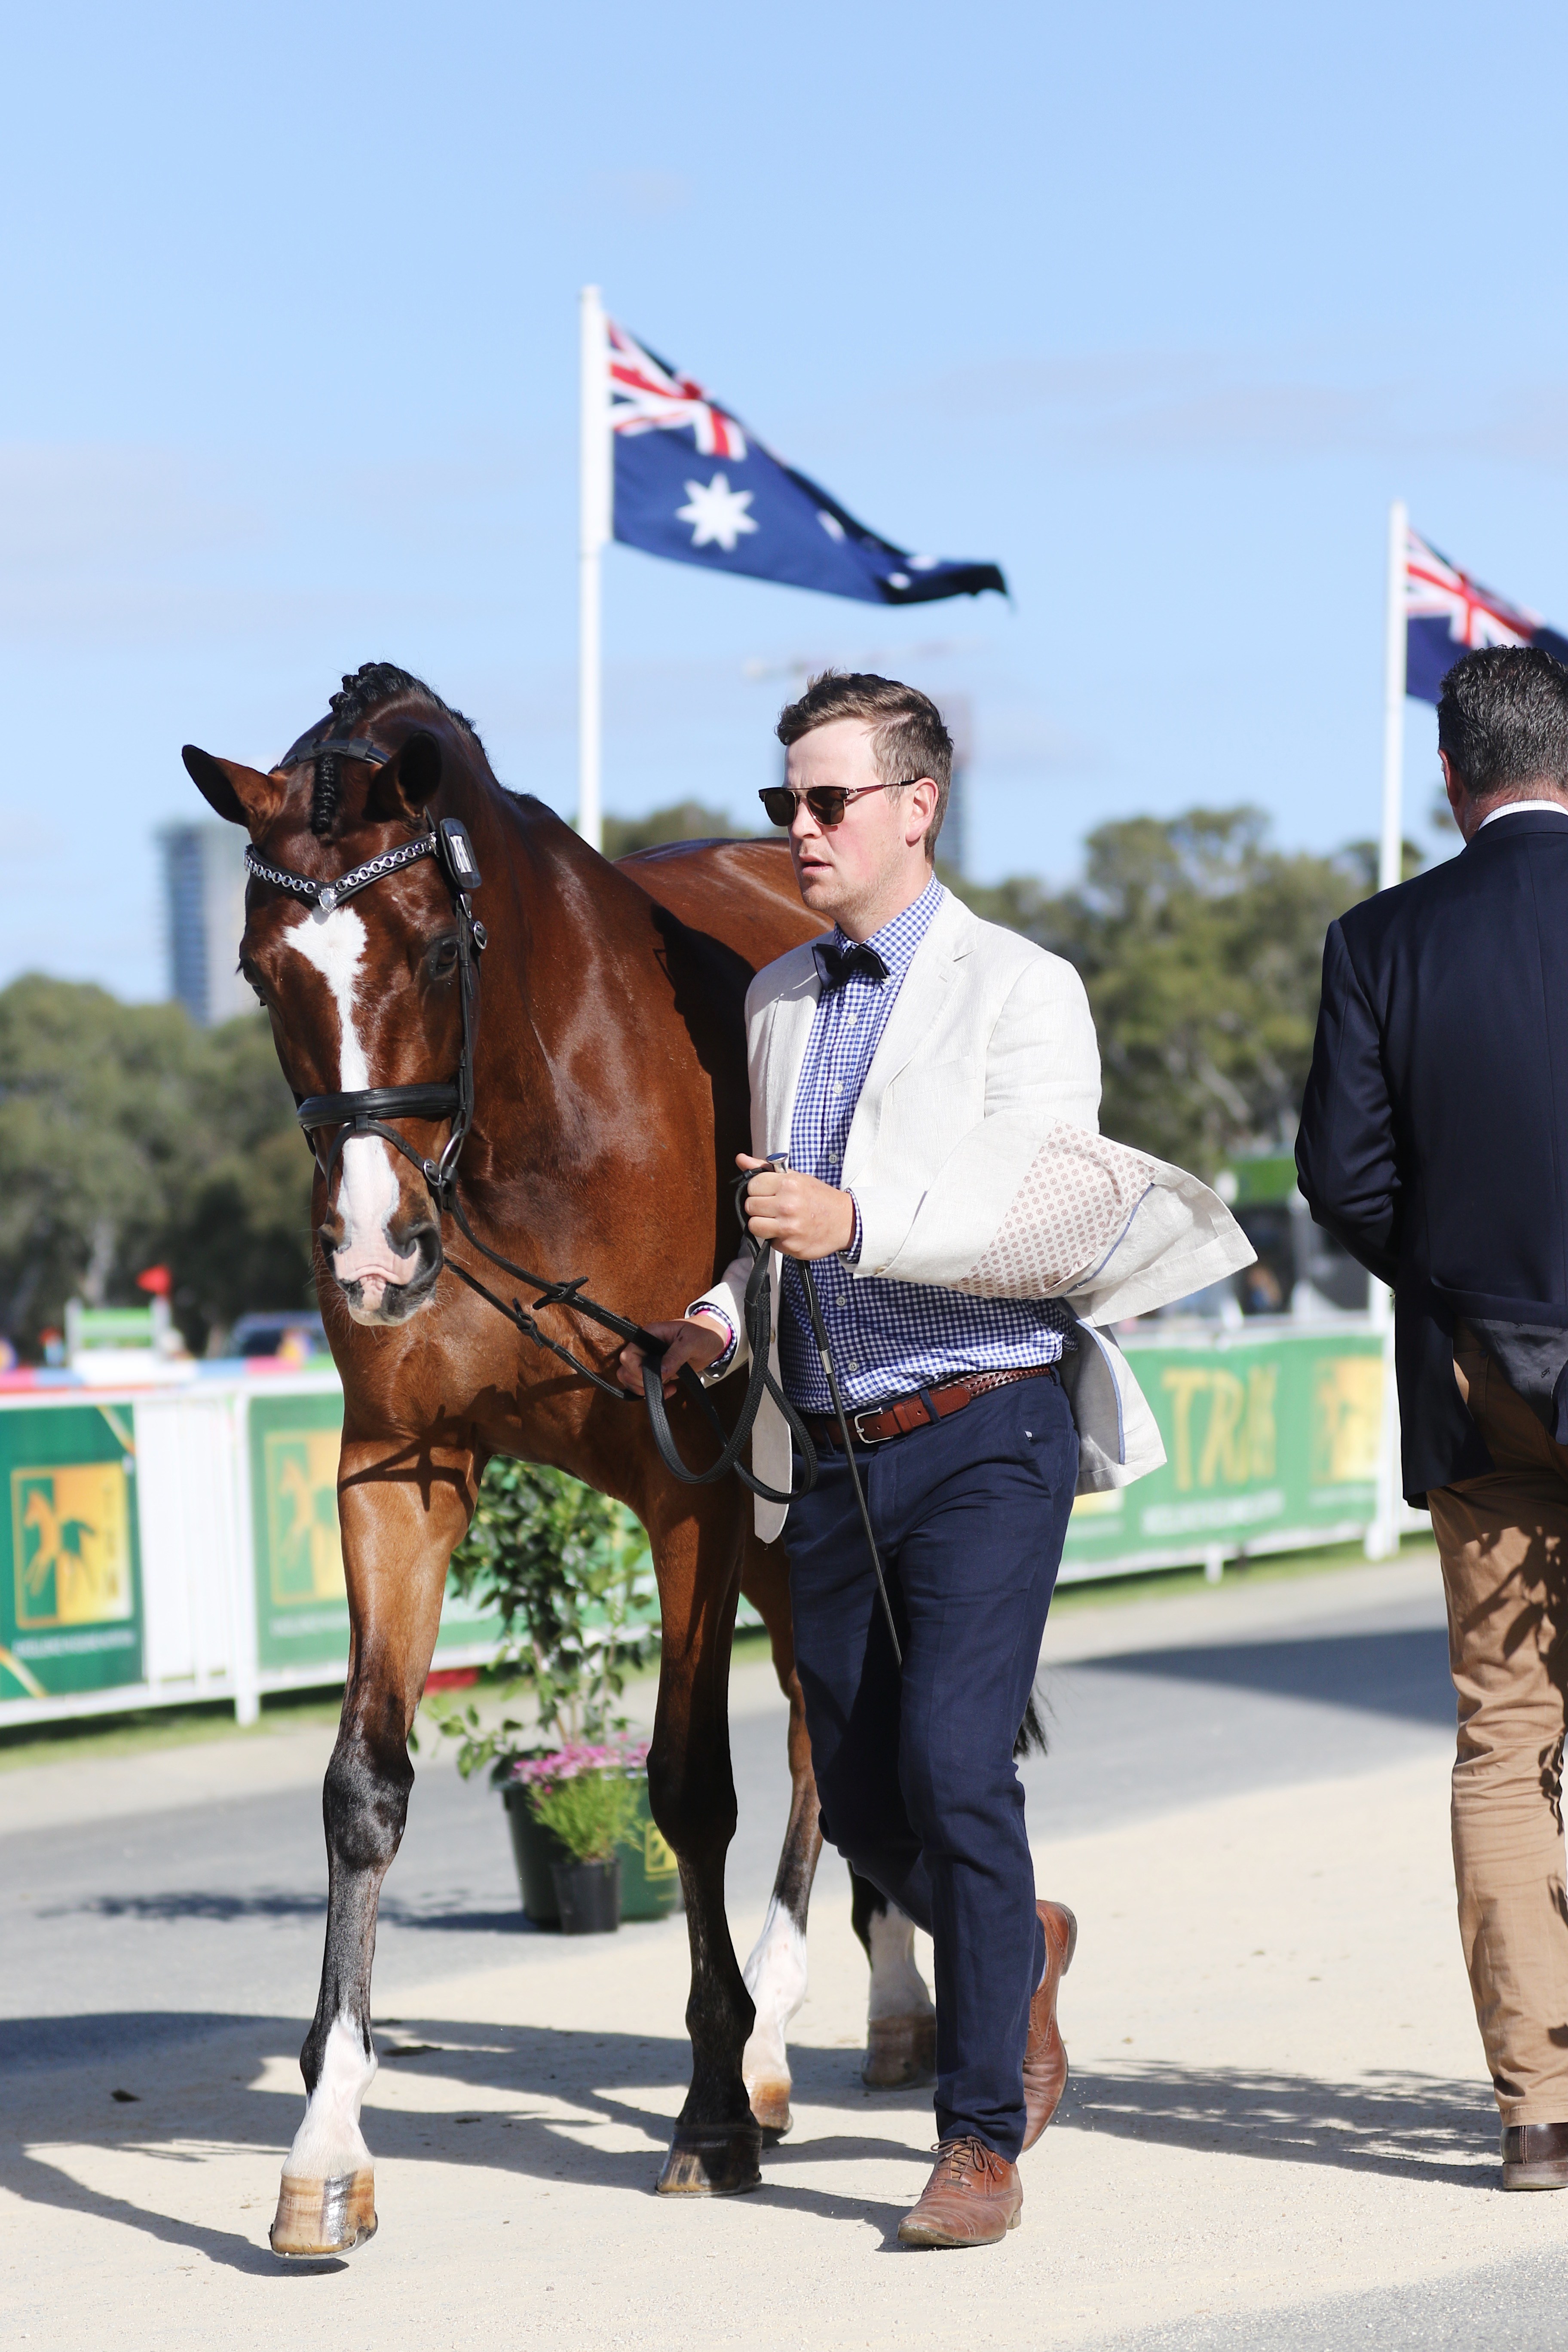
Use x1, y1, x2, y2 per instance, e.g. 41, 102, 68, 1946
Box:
0, 2007, 1504, 2278
1077, 1627, 1454, 1727
0, 2009, 919, 2269
39, 1892, 543, 1935
1060, 2059, 1496, 2187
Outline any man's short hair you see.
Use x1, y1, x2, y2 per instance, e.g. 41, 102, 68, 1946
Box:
1436, 644, 1568, 802
775, 671, 954, 859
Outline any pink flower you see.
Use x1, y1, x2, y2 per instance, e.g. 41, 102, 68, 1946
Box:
510, 1737, 649, 1787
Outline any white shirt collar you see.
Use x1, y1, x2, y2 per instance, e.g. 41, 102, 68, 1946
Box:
1478, 799, 1568, 829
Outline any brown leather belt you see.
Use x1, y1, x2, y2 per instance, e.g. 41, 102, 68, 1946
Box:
803, 1363, 1058, 1450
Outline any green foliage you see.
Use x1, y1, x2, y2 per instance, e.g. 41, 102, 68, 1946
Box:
954, 808, 1375, 1178
525, 1763, 641, 1863
602, 800, 750, 858
0, 797, 1400, 1355
423, 1459, 656, 1776
0, 978, 313, 1356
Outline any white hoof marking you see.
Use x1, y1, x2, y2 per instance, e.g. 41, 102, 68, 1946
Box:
741, 1897, 808, 2092
283, 2013, 377, 2182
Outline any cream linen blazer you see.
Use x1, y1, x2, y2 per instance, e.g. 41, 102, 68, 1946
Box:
692, 890, 1254, 1541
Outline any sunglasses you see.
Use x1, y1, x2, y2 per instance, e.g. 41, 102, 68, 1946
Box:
758, 779, 922, 830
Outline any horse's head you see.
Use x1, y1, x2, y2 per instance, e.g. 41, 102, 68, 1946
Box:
182, 667, 486, 1331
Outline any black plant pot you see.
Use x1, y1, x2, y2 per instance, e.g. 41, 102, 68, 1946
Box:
502, 1776, 681, 1925
551, 1855, 621, 1935
502, 1783, 573, 1924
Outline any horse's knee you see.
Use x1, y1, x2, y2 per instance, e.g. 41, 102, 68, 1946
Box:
323, 1724, 413, 1876
647, 1743, 735, 1860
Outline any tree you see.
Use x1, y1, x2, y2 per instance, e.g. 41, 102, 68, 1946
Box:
602, 801, 751, 858
0, 978, 312, 1357
955, 809, 1372, 1176
0, 799, 1390, 1354
433, 1458, 657, 1760
154, 1010, 318, 1348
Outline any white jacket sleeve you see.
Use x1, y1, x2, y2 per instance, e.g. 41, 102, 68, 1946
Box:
854, 951, 1102, 1285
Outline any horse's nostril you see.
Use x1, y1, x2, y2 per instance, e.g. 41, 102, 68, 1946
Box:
399, 1222, 443, 1276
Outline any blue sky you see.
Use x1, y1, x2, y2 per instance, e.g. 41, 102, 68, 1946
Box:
6, 1, 1568, 997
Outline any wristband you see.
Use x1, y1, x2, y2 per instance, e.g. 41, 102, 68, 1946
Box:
683, 1300, 738, 1378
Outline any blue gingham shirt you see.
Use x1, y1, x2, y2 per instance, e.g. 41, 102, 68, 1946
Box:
769, 876, 1072, 1413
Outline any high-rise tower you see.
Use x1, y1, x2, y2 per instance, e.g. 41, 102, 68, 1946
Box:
158, 822, 253, 1027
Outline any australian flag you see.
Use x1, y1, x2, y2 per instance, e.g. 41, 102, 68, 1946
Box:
606, 318, 1007, 607
1405, 524, 1568, 702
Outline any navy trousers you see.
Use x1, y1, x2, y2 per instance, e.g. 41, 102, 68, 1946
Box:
784, 1371, 1078, 2159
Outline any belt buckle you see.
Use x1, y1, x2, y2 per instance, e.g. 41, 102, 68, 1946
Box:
851, 1408, 888, 1446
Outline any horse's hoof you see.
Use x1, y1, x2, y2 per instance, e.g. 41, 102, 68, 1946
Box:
268, 2168, 378, 2258
863, 2012, 937, 2089
748, 2077, 794, 2141
656, 2119, 763, 2196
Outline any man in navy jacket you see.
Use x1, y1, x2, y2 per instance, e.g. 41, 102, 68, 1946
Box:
1297, 644, 1568, 2190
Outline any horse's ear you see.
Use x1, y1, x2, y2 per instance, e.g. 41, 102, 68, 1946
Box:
182, 746, 286, 828
368, 730, 443, 826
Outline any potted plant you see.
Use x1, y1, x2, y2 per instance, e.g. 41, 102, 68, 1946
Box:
418, 1459, 682, 1925
514, 1740, 646, 1933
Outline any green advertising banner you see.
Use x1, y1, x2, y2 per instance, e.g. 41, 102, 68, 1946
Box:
0, 1401, 144, 1700
248, 1390, 502, 1671
1060, 1324, 1385, 1579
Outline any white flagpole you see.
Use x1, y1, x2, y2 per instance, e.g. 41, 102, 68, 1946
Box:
1366, 497, 1407, 1561
577, 285, 610, 851
1379, 499, 1408, 897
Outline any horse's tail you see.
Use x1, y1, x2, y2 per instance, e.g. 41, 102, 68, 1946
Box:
1013, 1679, 1050, 1761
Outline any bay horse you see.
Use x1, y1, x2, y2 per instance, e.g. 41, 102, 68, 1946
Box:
182, 663, 933, 2259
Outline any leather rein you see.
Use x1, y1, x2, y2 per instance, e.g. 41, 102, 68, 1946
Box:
248, 735, 818, 1508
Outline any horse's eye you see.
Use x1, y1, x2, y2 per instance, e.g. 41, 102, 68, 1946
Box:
431, 937, 460, 976
239, 961, 268, 1006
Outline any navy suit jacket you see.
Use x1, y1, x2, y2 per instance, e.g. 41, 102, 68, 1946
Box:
1296, 808, 1568, 1503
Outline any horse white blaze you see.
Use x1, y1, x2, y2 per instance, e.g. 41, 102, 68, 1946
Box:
741, 1896, 809, 2098
866, 1903, 933, 2022
282, 2012, 377, 2181
285, 905, 419, 1314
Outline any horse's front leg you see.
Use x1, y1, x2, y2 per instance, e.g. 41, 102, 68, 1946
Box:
269, 1436, 473, 2259
644, 1491, 761, 2196
736, 1528, 822, 2141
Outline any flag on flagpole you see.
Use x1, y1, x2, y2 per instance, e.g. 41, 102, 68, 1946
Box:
1404, 524, 1568, 703
605, 317, 1007, 607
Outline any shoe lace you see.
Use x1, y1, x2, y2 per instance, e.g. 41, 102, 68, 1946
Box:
930, 2134, 1002, 2186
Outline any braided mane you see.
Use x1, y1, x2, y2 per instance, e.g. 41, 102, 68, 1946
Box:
281, 662, 485, 836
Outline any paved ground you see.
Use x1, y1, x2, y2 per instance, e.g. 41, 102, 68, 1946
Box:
5, 1549, 1567, 2347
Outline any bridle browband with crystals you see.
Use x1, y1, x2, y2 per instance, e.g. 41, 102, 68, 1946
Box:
244, 730, 818, 1508
246, 829, 440, 918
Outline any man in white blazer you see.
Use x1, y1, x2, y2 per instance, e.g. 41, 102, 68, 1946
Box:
621, 674, 1249, 2249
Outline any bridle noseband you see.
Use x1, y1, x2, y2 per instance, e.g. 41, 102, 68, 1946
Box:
245, 729, 819, 1510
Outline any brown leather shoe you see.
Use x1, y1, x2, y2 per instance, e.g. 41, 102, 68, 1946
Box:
1021, 1898, 1077, 2152
897, 2135, 1022, 2248
1502, 2123, 1568, 2189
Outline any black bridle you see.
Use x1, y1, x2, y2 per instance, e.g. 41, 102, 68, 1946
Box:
244, 761, 821, 1511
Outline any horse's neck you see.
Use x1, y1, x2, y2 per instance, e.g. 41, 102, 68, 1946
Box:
443, 771, 667, 1196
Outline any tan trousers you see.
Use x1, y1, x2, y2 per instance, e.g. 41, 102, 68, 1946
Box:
1428, 1334, 1568, 2125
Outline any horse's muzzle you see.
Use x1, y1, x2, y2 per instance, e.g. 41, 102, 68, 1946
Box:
331, 1218, 444, 1326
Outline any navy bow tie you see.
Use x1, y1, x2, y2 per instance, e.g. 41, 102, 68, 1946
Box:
813, 936, 888, 992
